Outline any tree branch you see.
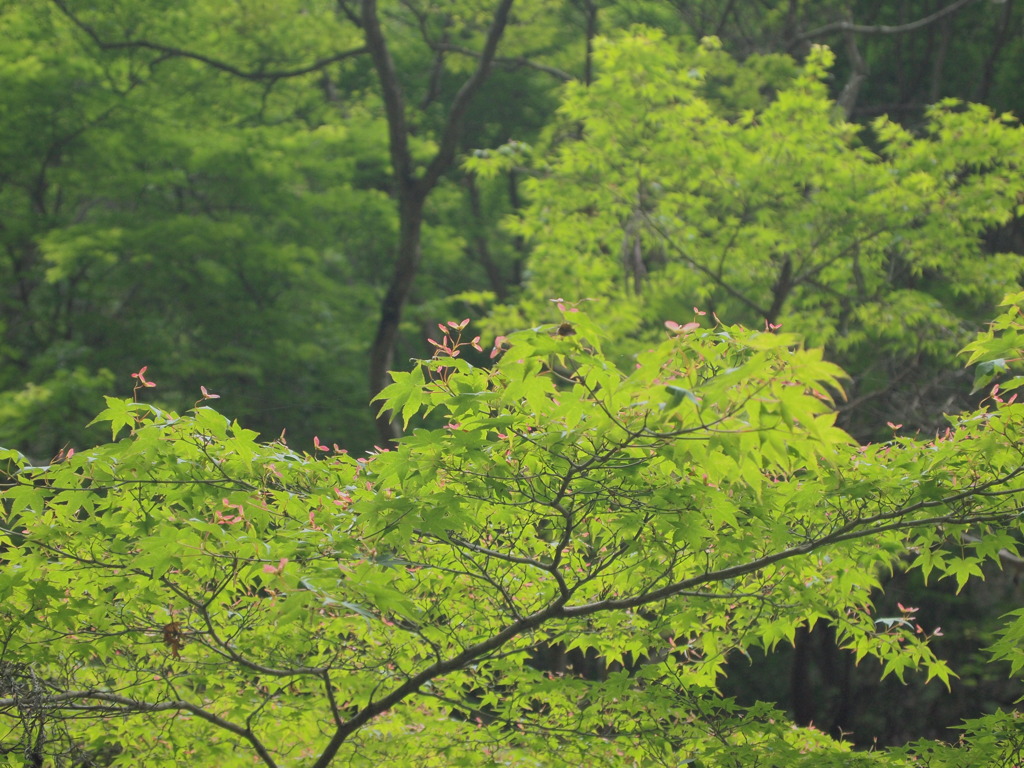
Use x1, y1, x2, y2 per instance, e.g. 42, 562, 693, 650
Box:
51, 0, 367, 81
361, 0, 415, 188
795, 0, 982, 43
420, 0, 517, 192
1, 690, 280, 768
836, 24, 869, 119
306, 460, 1024, 765
562, 479, 1024, 619
637, 207, 769, 318
366, 0, 517, 445
430, 43, 574, 82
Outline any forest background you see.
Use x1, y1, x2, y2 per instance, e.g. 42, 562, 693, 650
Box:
6, 0, 1024, 764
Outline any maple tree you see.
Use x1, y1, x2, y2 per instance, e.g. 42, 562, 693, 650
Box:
5, 4, 1024, 765
4, 296, 1024, 765
482, 31, 1024, 441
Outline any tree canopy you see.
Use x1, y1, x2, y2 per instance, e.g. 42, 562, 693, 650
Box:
5, 0, 1024, 764
0, 296, 1015, 768
480, 31, 1024, 440
5, 297, 1024, 765
5, 0, 1024, 454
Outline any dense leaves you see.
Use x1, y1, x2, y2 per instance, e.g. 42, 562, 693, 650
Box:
4, 1, 1024, 453
484, 30, 1024, 440
4, 302, 1024, 764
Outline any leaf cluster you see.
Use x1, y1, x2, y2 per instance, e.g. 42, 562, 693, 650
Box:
5, 307, 1024, 764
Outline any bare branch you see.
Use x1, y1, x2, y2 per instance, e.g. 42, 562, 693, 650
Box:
336, 0, 364, 29
836, 25, 868, 119
796, 0, 982, 42
443, 534, 550, 569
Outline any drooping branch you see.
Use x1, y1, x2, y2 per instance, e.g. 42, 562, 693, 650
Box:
51, 0, 367, 81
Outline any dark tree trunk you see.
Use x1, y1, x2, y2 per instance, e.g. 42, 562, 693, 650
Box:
362, 0, 516, 445
369, 193, 426, 444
